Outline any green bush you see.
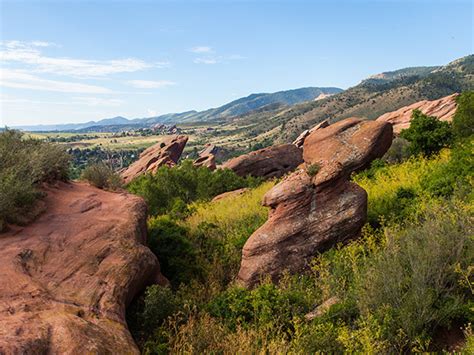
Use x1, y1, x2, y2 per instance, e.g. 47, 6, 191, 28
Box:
420, 140, 473, 198
400, 109, 453, 156
356, 205, 473, 349
452, 91, 474, 138
81, 162, 122, 190
0, 129, 70, 230
148, 215, 200, 286
127, 160, 261, 216
306, 163, 320, 177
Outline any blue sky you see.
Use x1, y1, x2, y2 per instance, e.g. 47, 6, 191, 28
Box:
0, 0, 472, 126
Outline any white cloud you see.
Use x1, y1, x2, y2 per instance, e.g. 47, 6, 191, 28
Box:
0, 40, 168, 77
147, 109, 158, 116
194, 57, 219, 65
0, 69, 113, 94
190, 46, 213, 53
127, 79, 176, 89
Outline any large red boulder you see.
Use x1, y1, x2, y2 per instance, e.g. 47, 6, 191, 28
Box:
376, 93, 458, 134
0, 182, 166, 354
121, 135, 188, 183
237, 118, 393, 287
222, 144, 303, 179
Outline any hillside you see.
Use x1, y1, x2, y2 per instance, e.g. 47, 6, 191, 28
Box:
14, 87, 342, 132
228, 55, 473, 144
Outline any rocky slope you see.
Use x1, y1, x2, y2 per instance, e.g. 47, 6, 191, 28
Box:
376, 93, 459, 134
121, 135, 188, 183
0, 182, 165, 354
238, 118, 393, 287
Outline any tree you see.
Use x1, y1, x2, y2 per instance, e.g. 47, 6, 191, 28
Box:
400, 110, 453, 156
452, 91, 474, 138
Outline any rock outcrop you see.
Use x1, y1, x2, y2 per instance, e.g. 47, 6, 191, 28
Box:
0, 182, 165, 354
292, 119, 329, 148
193, 144, 217, 170
121, 135, 188, 183
222, 144, 303, 179
238, 118, 393, 287
376, 93, 458, 134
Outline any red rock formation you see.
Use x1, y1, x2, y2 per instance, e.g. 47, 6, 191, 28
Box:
0, 182, 166, 354
292, 119, 329, 148
193, 144, 217, 170
121, 135, 188, 183
237, 118, 393, 287
212, 187, 249, 202
222, 144, 303, 179
376, 93, 458, 134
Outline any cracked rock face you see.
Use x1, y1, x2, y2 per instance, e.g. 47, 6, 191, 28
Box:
222, 144, 303, 179
376, 93, 458, 134
121, 135, 188, 183
237, 118, 393, 287
0, 182, 165, 354
193, 144, 217, 170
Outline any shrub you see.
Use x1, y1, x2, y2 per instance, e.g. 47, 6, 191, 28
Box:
127, 160, 261, 216
148, 215, 200, 286
0, 129, 70, 230
81, 162, 122, 190
355, 205, 473, 350
400, 109, 453, 156
452, 91, 474, 138
306, 163, 320, 177
420, 140, 473, 198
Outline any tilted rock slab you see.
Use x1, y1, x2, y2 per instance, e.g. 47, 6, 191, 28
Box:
193, 144, 217, 170
121, 135, 188, 183
238, 118, 393, 287
376, 93, 458, 134
222, 143, 303, 179
292, 119, 329, 148
0, 182, 166, 354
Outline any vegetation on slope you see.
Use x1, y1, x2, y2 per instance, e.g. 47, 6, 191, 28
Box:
0, 129, 70, 231
126, 94, 473, 353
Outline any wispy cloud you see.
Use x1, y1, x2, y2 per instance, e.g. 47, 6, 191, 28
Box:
194, 57, 219, 65
0, 69, 114, 93
0, 40, 168, 77
127, 79, 176, 89
190, 46, 213, 53
72, 96, 124, 106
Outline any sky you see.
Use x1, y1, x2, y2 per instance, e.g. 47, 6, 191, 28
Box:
0, 0, 472, 126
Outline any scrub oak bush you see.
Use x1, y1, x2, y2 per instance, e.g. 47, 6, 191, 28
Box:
81, 162, 122, 190
0, 129, 70, 230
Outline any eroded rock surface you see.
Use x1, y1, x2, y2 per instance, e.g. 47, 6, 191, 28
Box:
193, 144, 217, 170
292, 119, 329, 148
122, 135, 188, 183
238, 118, 393, 287
0, 182, 165, 354
376, 93, 458, 134
222, 144, 303, 179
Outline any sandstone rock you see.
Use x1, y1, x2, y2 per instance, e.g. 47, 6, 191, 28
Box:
303, 118, 393, 187
212, 187, 249, 202
292, 119, 329, 148
222, 144, 303, 179
237, 118, 393, 287
0, 182, 165, 354
121, 135, 188, 183
193, 144, 217, 170
376, 93, 458, 134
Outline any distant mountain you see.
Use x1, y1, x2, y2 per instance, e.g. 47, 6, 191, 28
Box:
12, 87, 342, 131
232, 55, 474, 144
